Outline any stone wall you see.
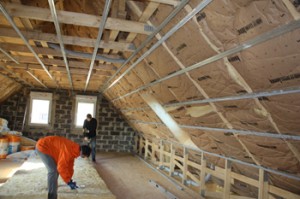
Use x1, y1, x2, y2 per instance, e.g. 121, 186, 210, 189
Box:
0, 88, 135, 152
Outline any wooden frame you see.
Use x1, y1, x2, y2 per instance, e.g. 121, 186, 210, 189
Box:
135, 135, 300, 199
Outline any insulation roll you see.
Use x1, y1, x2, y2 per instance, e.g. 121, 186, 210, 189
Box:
0, 136, 9, 159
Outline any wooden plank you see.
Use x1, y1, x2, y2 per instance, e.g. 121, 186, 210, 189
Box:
0, 55, 116, 71
268, 185, 300, 199
230, 172, 257, 187
186, 170, 201, 185
258, 169, 269, 199
139, 137, 144, 156
0, 27, 135, 52
4, 3, 153, 35
200, 153, 207, 197
281, 0, 300, 20
169, 143, 175, 176
182, 147, 188, 185
223, 160, 232, 199
159, 140, 164, 167
144, 139, 149, 159
126, 1, 159, 43
0, 43, 124, 61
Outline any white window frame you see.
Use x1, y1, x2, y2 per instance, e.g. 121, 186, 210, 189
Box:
74, 95, 97, 128
29, 92, 53, 126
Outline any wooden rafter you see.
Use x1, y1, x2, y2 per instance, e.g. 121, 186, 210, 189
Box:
3, 3, 154, 35
0, 27, 135, 52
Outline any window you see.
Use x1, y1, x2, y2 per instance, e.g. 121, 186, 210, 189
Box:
75, 95, 97, 127
29, 92, 52, 125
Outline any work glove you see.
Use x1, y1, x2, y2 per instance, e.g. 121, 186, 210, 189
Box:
67, 179, 78, 190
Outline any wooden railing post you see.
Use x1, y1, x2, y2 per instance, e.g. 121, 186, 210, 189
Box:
134, 135, 138, 153
200, 152, 207, 197
139, 136, 144, 156
159, 140, 164, 167
223, 159, 232, 199
259, 168, 269, 199
182, 147, 188, 185
169, 143, 175, 176
144, 139, 149, 159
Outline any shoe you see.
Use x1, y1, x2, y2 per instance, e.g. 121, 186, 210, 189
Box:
92, 158, 96, 162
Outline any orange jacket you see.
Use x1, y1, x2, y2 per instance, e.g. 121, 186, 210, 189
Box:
36, 136, 80, 183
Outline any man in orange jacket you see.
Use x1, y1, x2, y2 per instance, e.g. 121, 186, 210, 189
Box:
36, 136, 91, 199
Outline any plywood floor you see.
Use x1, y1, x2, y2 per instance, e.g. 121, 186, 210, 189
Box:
94, 152, 200, 199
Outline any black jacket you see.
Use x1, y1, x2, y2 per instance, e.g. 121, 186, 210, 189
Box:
83, 118, 97, 138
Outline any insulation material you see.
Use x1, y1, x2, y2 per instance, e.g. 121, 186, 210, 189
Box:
146, 45, 181, 77
167, 105, 225, 127
135, 123, 176, 141
131, 63, 158, 85
0, 154, 116, 199
124, 109, 161, 123
230, 30, 300, 92
240, 135, 300, 173
149, 83, 178, 104
0, 74, 22, 103
258, 93, 300, 135
163, 74, 205, 101
214, 99, 277, 132
113, 93, 147, 109
188, 60, 247, 98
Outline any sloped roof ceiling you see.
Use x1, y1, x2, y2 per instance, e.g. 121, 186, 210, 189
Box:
0, 0, 299, 195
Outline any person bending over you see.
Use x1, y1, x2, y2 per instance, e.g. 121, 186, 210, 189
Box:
36, 136, 91, 199
83, 113, 97, 162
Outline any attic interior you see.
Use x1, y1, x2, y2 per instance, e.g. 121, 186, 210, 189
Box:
0, 0, 299, 198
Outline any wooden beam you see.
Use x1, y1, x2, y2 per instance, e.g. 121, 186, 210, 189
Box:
131, 0, 179, 6
223, 160, 232, 199
126, 1, 159, 43
9, 65, 112, 77
182, 147, 188, 185
200, 152, 207, 197
0, 43, 124, 61
0, 27, 135, 52
169, 143, 175, 176
144, 139, 149, 159
159, 140, 164, 167
0, 55, 116, 71
139, 137, 144, 156
3, 3, 154, 35
258, 169, 269, 199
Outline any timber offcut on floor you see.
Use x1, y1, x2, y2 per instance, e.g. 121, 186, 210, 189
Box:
94, 152, 199, 199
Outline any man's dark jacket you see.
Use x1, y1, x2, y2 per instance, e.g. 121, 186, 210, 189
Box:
83, 118, 97, 138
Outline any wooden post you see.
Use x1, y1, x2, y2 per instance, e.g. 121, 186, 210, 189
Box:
151, 141, 156, 161
200, 152, 207, 197
182, 147, 188, 185
134, 135, 138, 153
169, 143, 175, 176
258, 168, 269, 199
223, 159, 232, 199
144, 139, 149, 159
139, 137, 144, 156
159, 140, 164, 167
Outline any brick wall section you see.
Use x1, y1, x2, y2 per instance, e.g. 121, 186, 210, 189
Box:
0, 89, 135, 152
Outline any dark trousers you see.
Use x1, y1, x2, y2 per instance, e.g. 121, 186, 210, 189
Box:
36, 148, 58, 199
89, 137, 96, 160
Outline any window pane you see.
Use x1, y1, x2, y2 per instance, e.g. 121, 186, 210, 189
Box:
76, 102, 95, 126
31, 99, 50, 124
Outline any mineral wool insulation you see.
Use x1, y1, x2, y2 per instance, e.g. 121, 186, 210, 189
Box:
104, 0, 300, 194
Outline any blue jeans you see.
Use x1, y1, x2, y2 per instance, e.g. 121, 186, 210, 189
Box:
36, 148, 58, 199
89, 137, 96, 160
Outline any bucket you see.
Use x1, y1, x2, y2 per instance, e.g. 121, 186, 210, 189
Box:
7, 135, 21, 154
21, 145, 35, 151
0, 136, 9, 159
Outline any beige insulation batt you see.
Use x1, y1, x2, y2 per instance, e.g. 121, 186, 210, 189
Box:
103, 0, 300, 195
0, 153, 116, 199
